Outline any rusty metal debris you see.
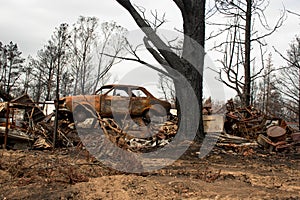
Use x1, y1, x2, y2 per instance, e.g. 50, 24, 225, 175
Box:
224, 99, 286, 138
267, 126, 287, 142
223, 99, 299, 153
202, 97, 212, 115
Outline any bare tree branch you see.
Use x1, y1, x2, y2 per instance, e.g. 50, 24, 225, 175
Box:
287, 9, 300, 17
99, 52, 173, 79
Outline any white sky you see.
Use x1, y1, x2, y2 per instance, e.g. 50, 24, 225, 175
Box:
0, 0, 299, 100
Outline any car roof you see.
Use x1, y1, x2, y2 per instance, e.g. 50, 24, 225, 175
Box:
97, 84, 154, 97
100, 84, 146, 89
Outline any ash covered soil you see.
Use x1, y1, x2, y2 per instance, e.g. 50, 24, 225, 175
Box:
0, 144, 299, 200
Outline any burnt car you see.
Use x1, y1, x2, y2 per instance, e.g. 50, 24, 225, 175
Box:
58, 84, 171, 123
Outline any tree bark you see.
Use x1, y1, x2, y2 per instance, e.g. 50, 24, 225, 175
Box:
244, 0, 252, 106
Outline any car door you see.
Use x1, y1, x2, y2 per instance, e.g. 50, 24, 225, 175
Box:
100, 87, 130, 117
129, 88, 150, 116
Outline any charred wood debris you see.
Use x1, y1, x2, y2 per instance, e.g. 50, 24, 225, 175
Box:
0, 95, 299, 156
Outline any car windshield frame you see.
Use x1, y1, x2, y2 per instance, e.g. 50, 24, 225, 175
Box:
94, 85, 155, 99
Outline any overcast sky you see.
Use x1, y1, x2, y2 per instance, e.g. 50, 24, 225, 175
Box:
0, 0, 299, 99
0, 0, 182, 56
1, 0, 298, 57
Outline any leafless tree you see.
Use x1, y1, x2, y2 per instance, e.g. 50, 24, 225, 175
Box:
69, 16, 98, 95
158, 73, 175, 103
27, 57, 43, 102
69, 17, 127, 94
92, 21, 127, 93
209, 0, 286, 106
21, 56, 34, 94
36, 41, 57, 101
29, 23, 71, 103
276, 36, 300, 126
52, 23, 70, 148
0, 41, 25, 98
253, 53, 283, 117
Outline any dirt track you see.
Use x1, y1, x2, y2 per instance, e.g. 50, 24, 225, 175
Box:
0, 144, 299, 200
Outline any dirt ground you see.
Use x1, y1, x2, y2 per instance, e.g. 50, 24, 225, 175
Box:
0, 143, 299, 200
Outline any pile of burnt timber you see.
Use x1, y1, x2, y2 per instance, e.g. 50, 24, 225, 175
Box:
0, 94, 79, 149
224, 99, 286, 138
0, 94, 45, 149
223, 99, 299, 153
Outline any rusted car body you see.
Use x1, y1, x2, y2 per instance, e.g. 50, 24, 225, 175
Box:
58, 84, 171, 122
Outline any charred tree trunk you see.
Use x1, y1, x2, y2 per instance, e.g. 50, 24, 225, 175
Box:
6, 59, 13, 95
35, 70, 43, 102
175, 66, 203, 140
45, 59, 54, 101
244, 0, 252, 106
180, 0, 206, 140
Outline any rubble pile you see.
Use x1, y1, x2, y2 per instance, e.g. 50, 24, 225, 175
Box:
224, 99, 285, 138
0, 94, 179, 151
0, 95, 299, 156
79, 114, 179, 152
0, 95, 80, 149
223, 99, 299, 153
